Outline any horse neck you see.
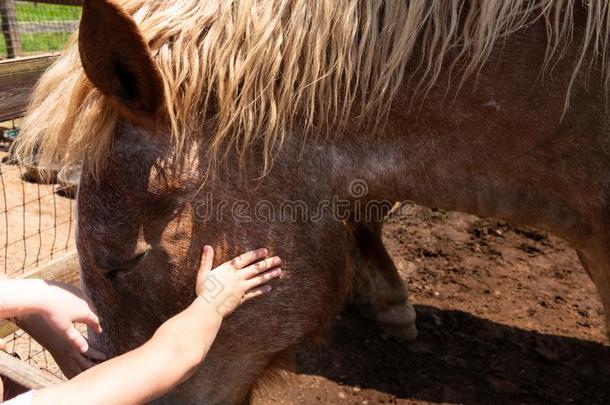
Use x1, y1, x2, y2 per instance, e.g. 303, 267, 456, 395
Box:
321, 82, 601, 249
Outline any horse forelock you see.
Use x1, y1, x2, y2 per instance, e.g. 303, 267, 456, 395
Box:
13, 0, 610, 176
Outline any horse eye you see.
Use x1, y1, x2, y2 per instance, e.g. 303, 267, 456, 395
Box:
149, 194, 183, 218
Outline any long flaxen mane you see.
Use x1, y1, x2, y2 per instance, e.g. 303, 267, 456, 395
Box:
13, 0, 610, 175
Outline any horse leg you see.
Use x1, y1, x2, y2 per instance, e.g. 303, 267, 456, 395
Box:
350, 219, 417, 341
576, 242, 610, 339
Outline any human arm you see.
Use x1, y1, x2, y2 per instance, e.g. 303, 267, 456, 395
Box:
0, 279, 102, 353
0, 274, 105, 378
32, 246, 282, 405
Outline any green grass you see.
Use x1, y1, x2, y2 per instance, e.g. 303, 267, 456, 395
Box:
0, 3, 80, 57
15, 2, 81, 22
0, 32, 72, 56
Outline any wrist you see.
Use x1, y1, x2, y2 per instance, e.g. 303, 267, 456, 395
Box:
191, 297, 224, 325
154, 297, 223, 369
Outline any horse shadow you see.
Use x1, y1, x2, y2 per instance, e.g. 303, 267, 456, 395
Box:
294, 305, 610, 405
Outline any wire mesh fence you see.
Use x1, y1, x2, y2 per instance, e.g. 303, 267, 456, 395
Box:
0, 116, 79, 383
0, 0, 81, 388
0, 0, 80, 60
4, 329, 62, 378
0, 117, 76, 276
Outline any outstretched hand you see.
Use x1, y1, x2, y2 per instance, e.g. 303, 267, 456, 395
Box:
16, 313, 106, 378
38, 281, 103, 354
195, 246, 282, 317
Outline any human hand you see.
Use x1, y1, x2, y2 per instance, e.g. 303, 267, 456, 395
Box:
37, 282, 103, 354
195, 246, 282, 317
15, 313, 106, 378
47, 332, 106, 378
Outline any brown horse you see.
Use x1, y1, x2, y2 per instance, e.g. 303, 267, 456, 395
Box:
15, 0, 610, 403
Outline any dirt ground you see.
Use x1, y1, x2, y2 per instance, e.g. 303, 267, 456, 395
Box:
0, 150, 76, 277
262, 205, 610, 405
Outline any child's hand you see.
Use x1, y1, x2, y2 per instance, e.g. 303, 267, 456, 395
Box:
15, 313, 106, 378
195, 246, 282, 317
38, 281, 103, 354
47, 331, 106, 378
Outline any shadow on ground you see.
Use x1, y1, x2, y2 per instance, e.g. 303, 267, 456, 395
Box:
295, 305, 610, 405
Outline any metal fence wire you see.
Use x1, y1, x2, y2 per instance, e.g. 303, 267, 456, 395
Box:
0, 0, 80, 60
0, 117, 77, 382
0, 0, 80, 387
0, 118, 76, 277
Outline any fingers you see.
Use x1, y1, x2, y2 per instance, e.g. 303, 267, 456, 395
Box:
74, 353, 96, 372
245, 268, 282, 290
83, 344, 107, 361
196, 245, 215, 288
227, 248, 268, 270
58, 340, 105, 378
243, 285, 273, 302
240, 256, 281, 279
75, 310, 102, 335
65, 327, 89, 353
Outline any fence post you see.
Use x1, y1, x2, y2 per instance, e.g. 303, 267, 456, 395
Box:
0, 0, 21, 59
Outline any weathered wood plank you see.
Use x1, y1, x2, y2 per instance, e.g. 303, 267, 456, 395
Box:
0, 53, 58, 121
0, 350, 63, 390
0, 53, 57, 76
21, 251, 79, 284
0, 252, 79, 338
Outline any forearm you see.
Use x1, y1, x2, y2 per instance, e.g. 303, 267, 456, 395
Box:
0, 280, 47, 318
34, 298, 223, 405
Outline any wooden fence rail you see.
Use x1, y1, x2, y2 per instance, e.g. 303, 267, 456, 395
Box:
0, 53, 57, 121
0, 350, 63, 390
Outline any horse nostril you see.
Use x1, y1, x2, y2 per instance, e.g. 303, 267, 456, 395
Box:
95, 249, 149, 278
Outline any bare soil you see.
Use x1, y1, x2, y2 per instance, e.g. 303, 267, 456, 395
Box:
262, 206, 610, 405
0, 151, 76, 277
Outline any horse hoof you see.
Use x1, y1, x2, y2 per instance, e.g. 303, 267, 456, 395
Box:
375, 302, 418, 341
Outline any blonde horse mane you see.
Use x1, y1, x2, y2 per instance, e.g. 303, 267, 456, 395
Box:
14, 0, 610, 175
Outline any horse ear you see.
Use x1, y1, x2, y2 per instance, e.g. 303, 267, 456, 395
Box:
79, 0, 164, 121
